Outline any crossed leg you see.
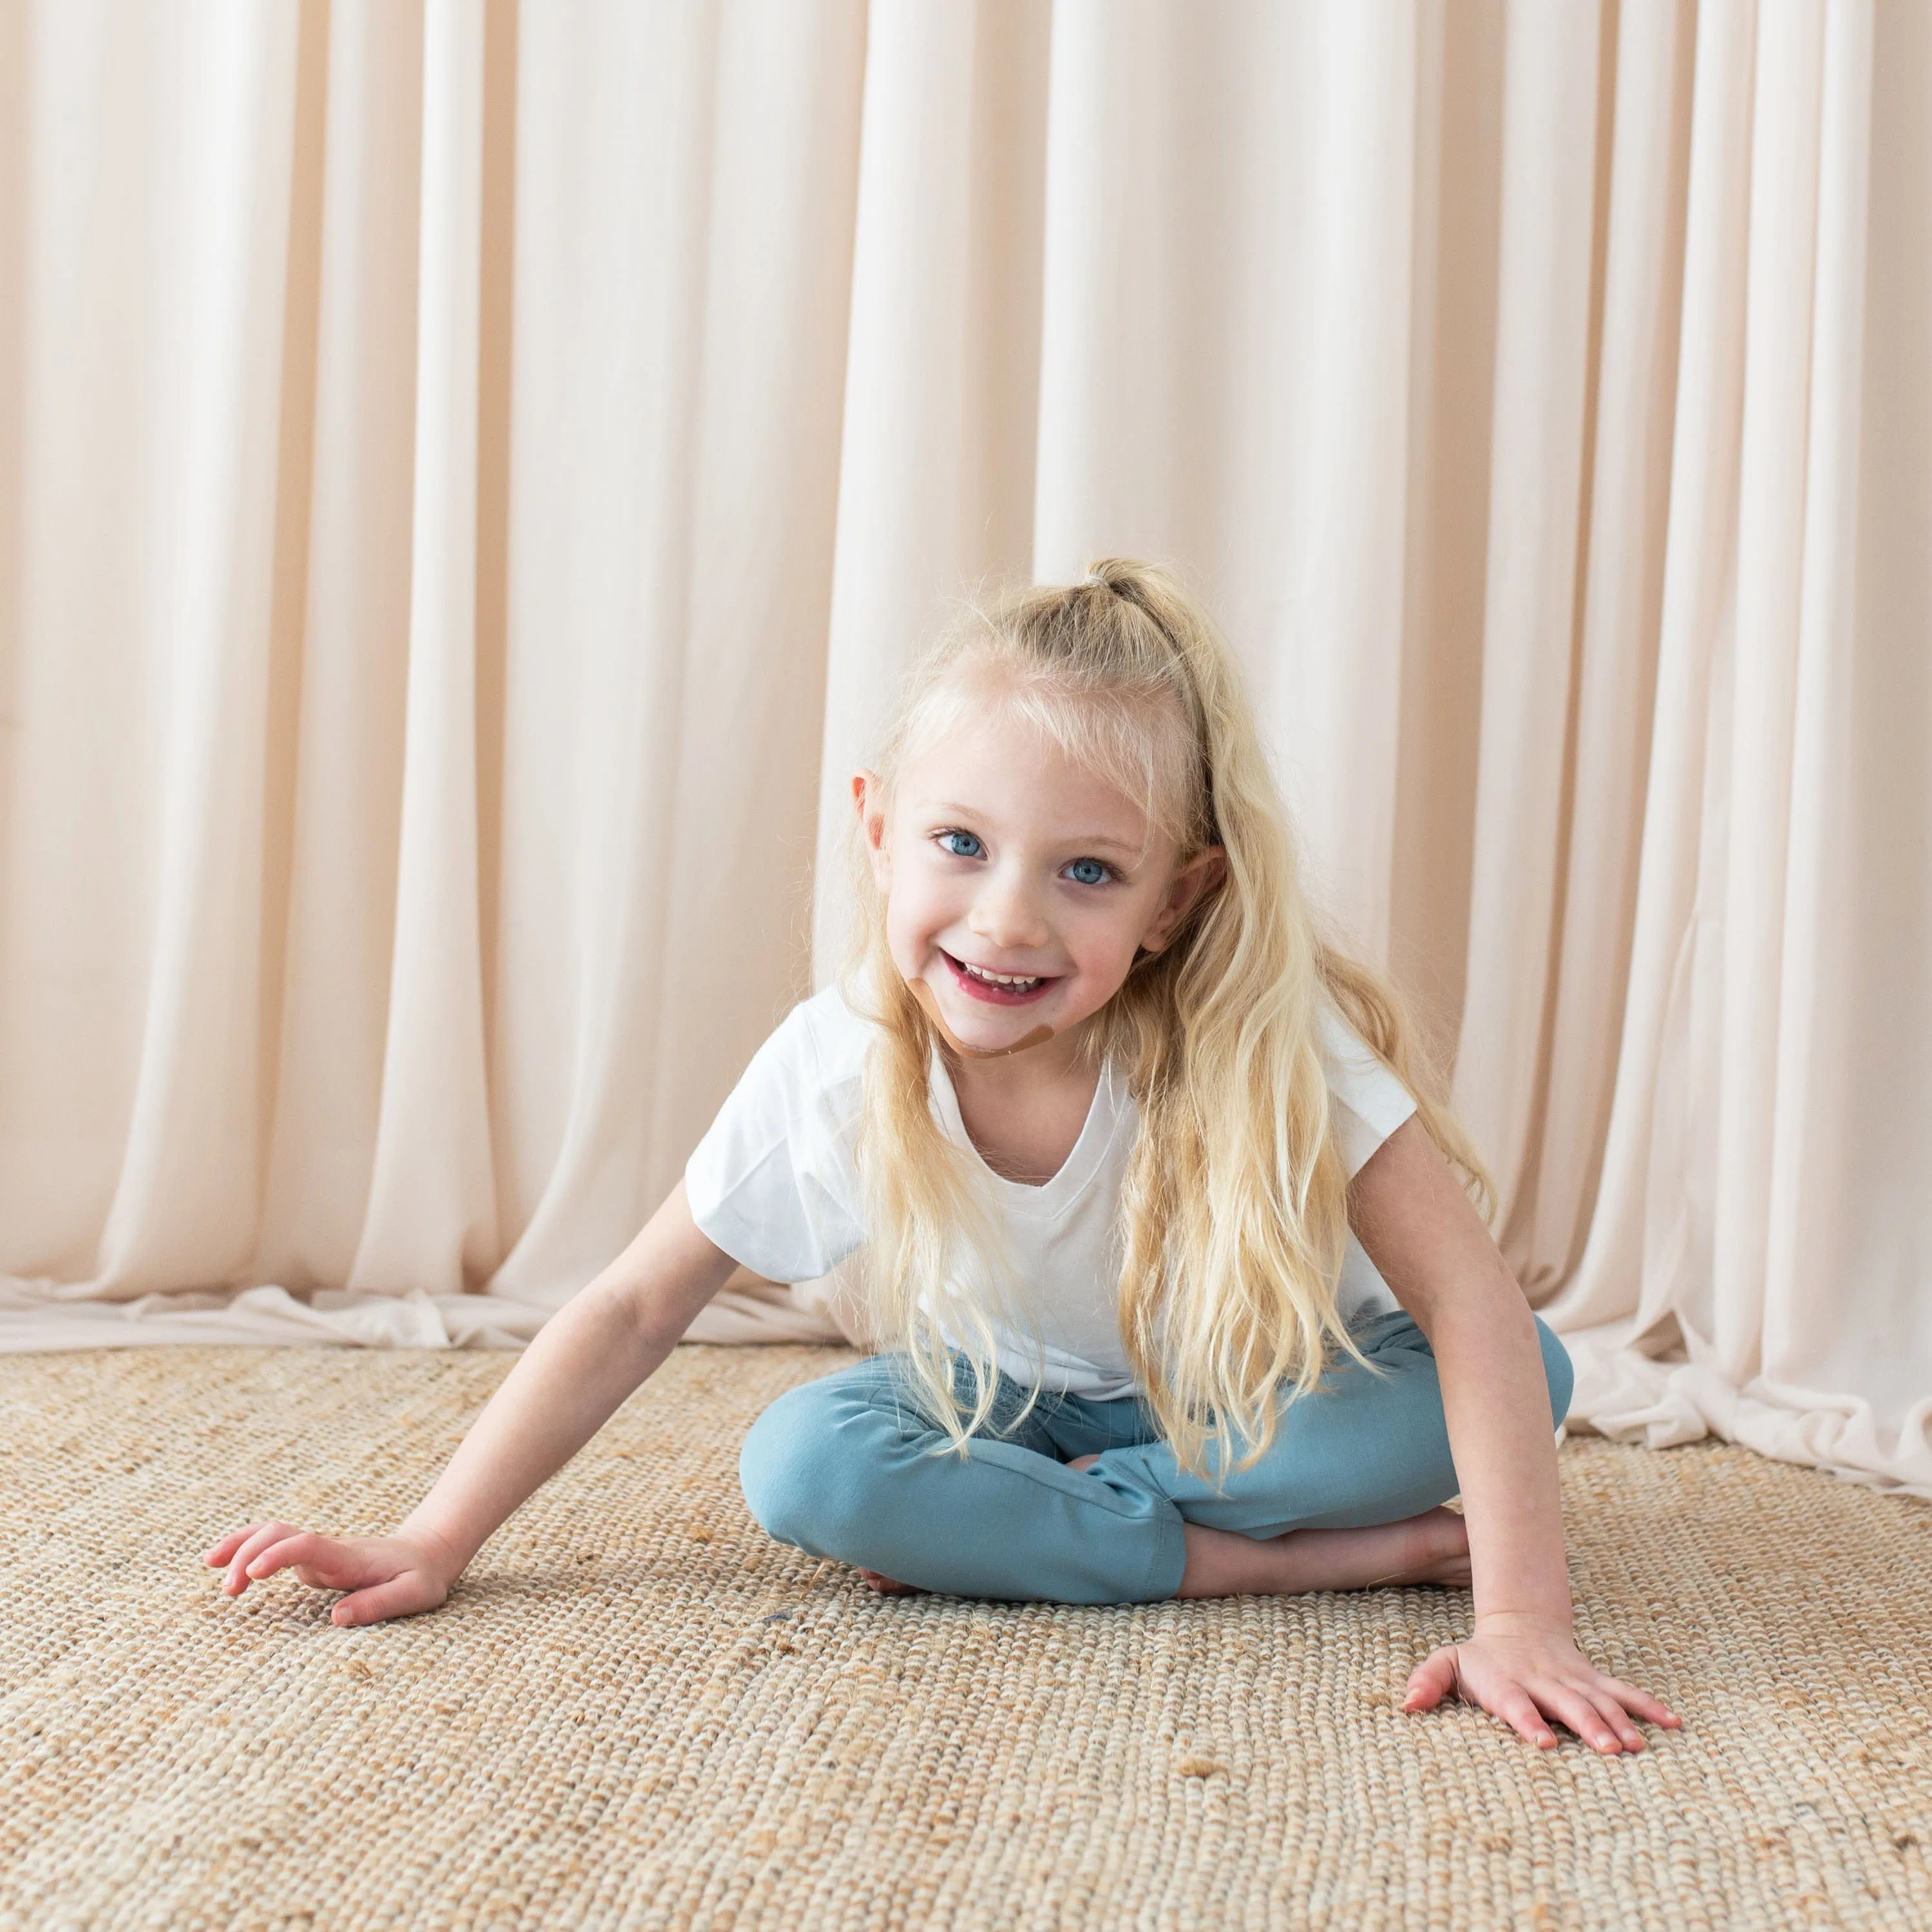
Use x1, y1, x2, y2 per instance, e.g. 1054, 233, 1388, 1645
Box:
742, 1312, 1572, 1605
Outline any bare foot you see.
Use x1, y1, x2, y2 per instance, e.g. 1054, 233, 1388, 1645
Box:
1064, 1458, 1472, 1600
856, 1567, 923, 1596
1178, 1505, 1472, 1599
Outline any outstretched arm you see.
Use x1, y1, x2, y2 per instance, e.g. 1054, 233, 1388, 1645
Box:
1347, 1117, 1680, 1752
205, 1180, 741, 1625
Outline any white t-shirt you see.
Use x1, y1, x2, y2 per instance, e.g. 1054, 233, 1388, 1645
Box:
683, 981, 1419, 1401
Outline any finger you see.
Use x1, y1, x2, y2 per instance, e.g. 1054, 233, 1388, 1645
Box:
1403, 1645, 1459, 1712
204, 1526, 266, 1566
1576, 1684, 1646, 1753
225, 1522, 299, 1589
1594, 1674, 1682, 1729
1490, 1687, 1558, 1750
245, 1533, 345, 1586
222, 1522, 301, 1596
1540, 1682, 1627, 1754
330, 1576, 436, 1629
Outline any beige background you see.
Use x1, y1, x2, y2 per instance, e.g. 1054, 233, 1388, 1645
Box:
1, 1, 1926, 1493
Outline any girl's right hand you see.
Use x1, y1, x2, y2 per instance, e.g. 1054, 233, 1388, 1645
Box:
202, 1520, 462, 1627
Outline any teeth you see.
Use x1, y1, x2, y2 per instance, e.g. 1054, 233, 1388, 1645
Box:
959, 960, 1042, 988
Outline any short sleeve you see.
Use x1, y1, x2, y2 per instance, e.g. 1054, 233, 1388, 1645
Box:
1316, 1003, 1419, 1179
683, 1003, 866, 1283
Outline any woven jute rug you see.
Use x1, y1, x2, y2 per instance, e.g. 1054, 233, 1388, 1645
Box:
3, 1343, 1929, 1931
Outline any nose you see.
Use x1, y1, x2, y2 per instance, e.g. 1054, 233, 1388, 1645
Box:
967, 863, 1050, 953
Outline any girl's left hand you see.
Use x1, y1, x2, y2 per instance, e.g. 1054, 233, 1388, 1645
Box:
1402, 1611, 1681, 1753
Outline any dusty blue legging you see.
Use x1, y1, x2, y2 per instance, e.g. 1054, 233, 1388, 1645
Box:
739, 1308, 1575, 1604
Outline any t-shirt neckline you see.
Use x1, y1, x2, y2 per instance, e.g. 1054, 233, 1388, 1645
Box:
927, 1046, 1122, 1214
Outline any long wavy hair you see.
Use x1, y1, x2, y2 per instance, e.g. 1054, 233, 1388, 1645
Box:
838, 559, 1495, 1482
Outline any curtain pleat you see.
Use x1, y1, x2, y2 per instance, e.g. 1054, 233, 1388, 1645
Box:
1520, 0, 1691, 1308
255, 0, 423, 1297
1454, 0, 1605, 1256
48, 5, 301, 1298
344, 0, 496, 1301
1, 0, 1926, 1491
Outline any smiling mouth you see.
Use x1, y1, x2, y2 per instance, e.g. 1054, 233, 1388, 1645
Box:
940, 949, 1057, 1004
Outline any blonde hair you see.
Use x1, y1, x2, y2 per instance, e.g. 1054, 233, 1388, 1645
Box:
838, 559, 1495, 1482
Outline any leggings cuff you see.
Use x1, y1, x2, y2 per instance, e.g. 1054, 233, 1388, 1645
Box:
1139, 1506, 1188, 1603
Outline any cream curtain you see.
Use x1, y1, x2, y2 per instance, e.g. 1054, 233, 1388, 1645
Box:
2, 1, 1927, 1494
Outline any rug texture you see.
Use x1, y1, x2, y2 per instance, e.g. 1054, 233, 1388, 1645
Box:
3, 1342, 1930, 1931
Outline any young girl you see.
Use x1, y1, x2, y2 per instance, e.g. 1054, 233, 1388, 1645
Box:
208, 560, 1679, 1756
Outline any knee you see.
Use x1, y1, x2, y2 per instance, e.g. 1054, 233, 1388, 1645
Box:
739, 1372, 895, 1559
1533, 1317, 1575, 1426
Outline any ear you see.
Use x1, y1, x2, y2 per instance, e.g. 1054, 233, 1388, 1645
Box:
852, 768, 891, 891
1141, 844, 1226, 954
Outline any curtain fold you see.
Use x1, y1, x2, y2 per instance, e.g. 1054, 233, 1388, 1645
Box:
2, 0, 1926, 1493
346, 0, 497, 1302
1453, 0, 1607, 1258
255, 0, 422, 1300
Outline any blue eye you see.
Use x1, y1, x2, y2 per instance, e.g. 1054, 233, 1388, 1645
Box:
1066, 858, 1112, 886
937, 829, 984, 859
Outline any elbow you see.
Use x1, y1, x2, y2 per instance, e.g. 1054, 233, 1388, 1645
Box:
618, 1248, 739, 1353
603, 1277, 688, 1358
1397, 1255, 1532, 1340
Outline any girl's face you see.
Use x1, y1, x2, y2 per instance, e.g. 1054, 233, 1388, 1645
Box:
853, 689, 1225, 1061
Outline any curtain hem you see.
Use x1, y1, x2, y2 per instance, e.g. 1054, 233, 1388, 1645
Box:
1561, 1319, 1932, 1499
0, 1274, 848, 1352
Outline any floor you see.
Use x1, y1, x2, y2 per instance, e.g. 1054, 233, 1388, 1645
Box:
3, 1341, 1930, 1930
